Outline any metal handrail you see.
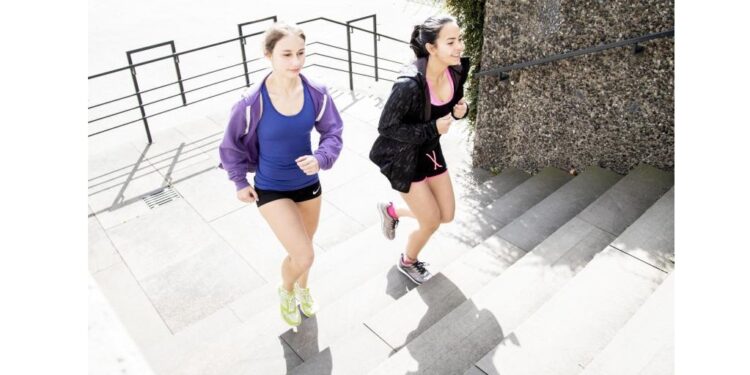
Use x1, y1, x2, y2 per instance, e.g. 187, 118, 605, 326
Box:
476, 29, 674, 78
88, 15, 409, 143
88, 31, 266, 80
307, 41, 404, 65
88, 57, 264, 110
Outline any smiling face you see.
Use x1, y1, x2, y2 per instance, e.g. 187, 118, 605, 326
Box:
425, 21, 464, 66
265, 33, 306, 79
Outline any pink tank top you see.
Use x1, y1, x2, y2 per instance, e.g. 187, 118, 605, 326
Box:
426, 69, 454, 106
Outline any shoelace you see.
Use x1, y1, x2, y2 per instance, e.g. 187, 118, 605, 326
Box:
297, 289, 313, 305
284, 293, 296, 312
413, 261, 429, 275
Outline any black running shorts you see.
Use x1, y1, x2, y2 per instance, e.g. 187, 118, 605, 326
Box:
255, 180, 322, 207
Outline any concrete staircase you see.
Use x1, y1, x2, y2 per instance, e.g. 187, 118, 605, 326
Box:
90, 86, 674, 375
286, 164, 674, 375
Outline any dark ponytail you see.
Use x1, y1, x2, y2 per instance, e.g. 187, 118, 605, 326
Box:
409, 15, 458, 58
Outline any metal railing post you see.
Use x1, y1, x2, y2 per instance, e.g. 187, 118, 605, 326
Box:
373, 15, 379, 81
125, 54, 152, 144
345, 23, 354, 90
170, 42, 187, 106
238, 16, 277, 87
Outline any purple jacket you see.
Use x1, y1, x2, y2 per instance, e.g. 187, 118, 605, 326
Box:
219, 73, 344, 190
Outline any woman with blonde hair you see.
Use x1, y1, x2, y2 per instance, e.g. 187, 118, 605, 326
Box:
220, 22, 344, 327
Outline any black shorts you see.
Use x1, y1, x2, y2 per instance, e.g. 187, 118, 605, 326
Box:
255, 180, 322, 207
412, 141, 448, 182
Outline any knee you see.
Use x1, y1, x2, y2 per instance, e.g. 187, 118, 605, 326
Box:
440, 211, 455, 224
420, 217, 441, 234
291, 251, 315, 270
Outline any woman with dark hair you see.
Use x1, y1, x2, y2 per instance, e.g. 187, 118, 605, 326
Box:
219, 22, 344, 327
369, 15, 469, 285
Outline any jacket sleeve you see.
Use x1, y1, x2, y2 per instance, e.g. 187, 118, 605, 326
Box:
377, 78, 439, 145
313, 88, 344, 170
219, 99, 252, 191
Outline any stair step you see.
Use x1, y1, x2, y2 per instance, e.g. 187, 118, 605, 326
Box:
637, 341, 674, 375
365, 166, 620, 349
611, 188, 674, 271
370, 218, 616, 375
579, 272, 674, 375
368, 165, 673, 375
497, 165, 622, 251
282, 229, 472, 362
578, 164, 673, 235
456, 167, 531, 213
472, 248, 667, 375
163, 223, 406, 374
285, 168, 558, 374
447, 167, 573, 247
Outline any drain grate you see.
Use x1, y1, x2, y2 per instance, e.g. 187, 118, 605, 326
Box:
143, 186, 181, 209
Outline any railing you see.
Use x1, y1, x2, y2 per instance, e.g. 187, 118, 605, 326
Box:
88, 15, 409, 144
476, 29, 674, 80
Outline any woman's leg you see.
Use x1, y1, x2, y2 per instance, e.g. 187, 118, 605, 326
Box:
292, 195, 322, 288
426, 171, 455, 224
399, 181, 442, 261
258, 199, 315, 292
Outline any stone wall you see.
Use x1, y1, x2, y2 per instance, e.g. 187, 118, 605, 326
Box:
473, 0, 673, 175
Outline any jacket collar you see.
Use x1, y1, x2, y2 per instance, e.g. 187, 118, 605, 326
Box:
399, 56, 470, 82
241, 71, 326, 105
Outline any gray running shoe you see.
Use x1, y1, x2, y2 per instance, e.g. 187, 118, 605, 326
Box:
397, 254, 432, 285
377, 201, 399, 240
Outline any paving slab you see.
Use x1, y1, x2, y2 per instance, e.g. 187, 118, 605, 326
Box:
142, 306, 243, 375
93, 262, 173, 348
323, 169, 393, 227
170, 159, 246, 222
88, 143, 167, 229
208, 204, 285, 282
318, 146, 381, 193
88, 215, 121, 274
313, 204, 367, 252
339, 112, 381, 158
139, 243, 265, 332
161, 308, 304, 375
106, 199, 228, 280
89, 276, 157, 375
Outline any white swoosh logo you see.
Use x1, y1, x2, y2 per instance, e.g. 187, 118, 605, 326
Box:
313, 186, 321, 195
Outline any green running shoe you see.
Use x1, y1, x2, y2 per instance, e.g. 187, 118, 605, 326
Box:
278, 286, 301, 327
294, 283, 319, 317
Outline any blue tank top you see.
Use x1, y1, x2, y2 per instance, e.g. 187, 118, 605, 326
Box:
254, 82, 319, 191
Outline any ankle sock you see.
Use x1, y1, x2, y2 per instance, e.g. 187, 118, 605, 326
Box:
386, 203, 399, 219
401, 253, 415, 266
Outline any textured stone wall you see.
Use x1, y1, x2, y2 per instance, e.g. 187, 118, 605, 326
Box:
473, 0, 674, 175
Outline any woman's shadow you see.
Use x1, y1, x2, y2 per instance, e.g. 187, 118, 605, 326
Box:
384, 266, 509, 375
279, 314, 333, 374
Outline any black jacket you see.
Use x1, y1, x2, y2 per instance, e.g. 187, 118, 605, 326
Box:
369, 56, 471, 193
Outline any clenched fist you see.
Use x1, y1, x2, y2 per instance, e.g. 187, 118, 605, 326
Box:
295, 155, 320, 175
452, 98, 467, 119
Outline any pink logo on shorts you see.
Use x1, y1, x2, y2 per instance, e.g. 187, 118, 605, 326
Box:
426, 150, 443, 170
